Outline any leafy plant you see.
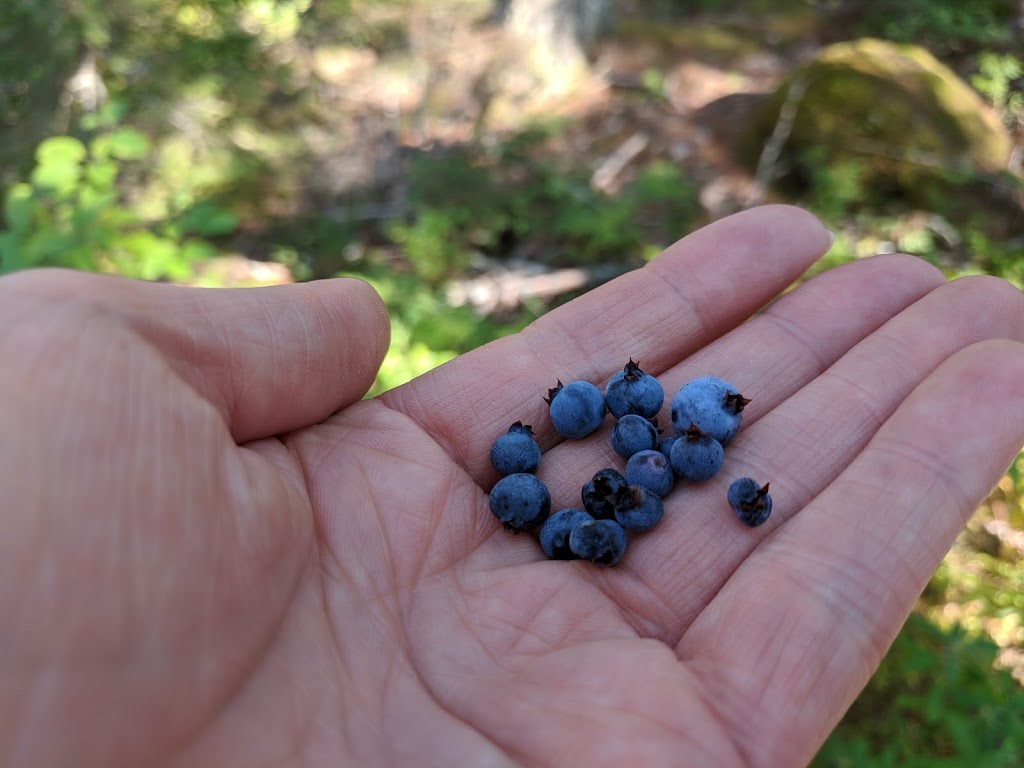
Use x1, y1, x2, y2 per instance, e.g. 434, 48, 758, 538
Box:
854, 0, 1016, 53
816, 613, 1024, 766
0, 127, 235, 280
972, 52, 1024, 128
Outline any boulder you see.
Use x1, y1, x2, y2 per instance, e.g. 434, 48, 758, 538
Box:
742, 38, 1014, 193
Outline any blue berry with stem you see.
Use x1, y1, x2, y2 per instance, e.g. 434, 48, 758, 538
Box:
569, 519, 628, 567
610, 414, 660, 459
728, 478, 772, 527
582, 468, 628, 519
625, 450, 674, 497
488, 473, 551, 532
545, 380, 606, 439
670, 376, 749, 445
490, 421, 541, 475
539, 508, 593, 559
613, 484, 665, 532
605, 359, 664, 419
669, 423, 724, 482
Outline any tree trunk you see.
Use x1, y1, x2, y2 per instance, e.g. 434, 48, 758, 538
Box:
492, 0, 611, 89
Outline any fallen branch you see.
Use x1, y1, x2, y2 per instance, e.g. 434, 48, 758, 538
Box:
746, 74, 808, 208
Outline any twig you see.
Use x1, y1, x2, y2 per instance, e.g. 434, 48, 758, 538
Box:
746, 74, 808, 208
591, 131, 650, 193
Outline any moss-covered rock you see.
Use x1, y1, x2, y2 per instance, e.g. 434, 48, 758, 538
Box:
742, 38, 1013, 198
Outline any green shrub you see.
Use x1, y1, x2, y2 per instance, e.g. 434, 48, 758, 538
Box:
0, 127, 235, 280
854, 0, 1016, 52
816, 613, 1024, 766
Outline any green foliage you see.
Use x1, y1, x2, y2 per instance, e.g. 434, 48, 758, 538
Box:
816, 614, 1024, 767
854, 0, 1017, 53
346, 265, 529, 395
795, 146, 869, 222
402, 140, 699, 278
963, 228, 1024, 288
972, 53, 1024, 127
388, 210, 474, 285
0, 127, 235, 280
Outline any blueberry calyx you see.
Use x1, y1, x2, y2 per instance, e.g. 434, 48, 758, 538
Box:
682, 422, 706, 441
622, 358, 643, 382
736, 482, 770, 512
543, 380, 564, 406
724, 391, 751, 414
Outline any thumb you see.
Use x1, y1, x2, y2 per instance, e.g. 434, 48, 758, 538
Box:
3, 269, 391, 441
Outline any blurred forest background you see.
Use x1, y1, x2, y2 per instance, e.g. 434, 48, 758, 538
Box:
2, 0, 1024, 762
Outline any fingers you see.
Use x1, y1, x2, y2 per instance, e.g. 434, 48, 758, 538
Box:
528, 253, 944, 512
616, 275, 1024, 638
1, 269, 391, 441
676, 340, 1024, 768
384, 205, 833, 479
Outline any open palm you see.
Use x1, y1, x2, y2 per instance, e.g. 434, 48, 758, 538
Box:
4, 206, 1024, 768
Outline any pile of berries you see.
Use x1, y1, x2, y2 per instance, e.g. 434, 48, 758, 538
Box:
488, 360, 772, 567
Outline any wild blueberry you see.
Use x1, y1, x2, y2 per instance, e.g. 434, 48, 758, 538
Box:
545, 380, 606, 439
488, 473, 551, 532
582, 468, 628, 519
624, 450, 674, 497
613, 484, 665, 532
658, 436, 678, 461
610, 414, 660, 459
605, 359, 664, 419
728, 478, 772, 527
539, 508, 593, 559
670, 376, 749, 445
490, 421, 541, 475
569, 519, 628, 567
669, 423, 724, 482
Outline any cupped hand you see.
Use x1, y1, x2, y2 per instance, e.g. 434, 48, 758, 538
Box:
4, 206, 1024, 768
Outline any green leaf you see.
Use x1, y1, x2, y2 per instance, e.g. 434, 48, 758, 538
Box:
106, 128, 151, 161
0, 232, 23, 272
4, 183, 35, 235
30, 158, 83, 194
85, 159, 119, 190
177, 203, 239, 237
117, 231, 182, 280
35, 136, 87, 166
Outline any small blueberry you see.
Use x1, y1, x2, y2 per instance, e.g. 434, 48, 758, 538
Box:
539, 508, 594, 559
610, 414, 660, 459
490, 421, 542, 475
488, 473, 551, 532
545, 380, 606, 439
569, 519, 628, 566
670, 376, 749, 445
624, 450, 674, 497
605, 359, 664, 419
613, 484, 665, 532
728, 478, 772, 527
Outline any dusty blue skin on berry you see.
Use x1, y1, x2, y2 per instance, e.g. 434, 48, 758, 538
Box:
569, 519, 628, 566
490, 421, 541, 475
613, 484, 664, 532
582, 468, 628, 519
658, 436, 677, 461
670, 376, 749, 445
669, 424, 724, 482
728, 477, 772, 527
604, 359, 664, 419
625, 450, 674, 497
488, 473, 551, 531
545, 380, 606, 439
610, 414, 660, 459
539, 508, 593, 559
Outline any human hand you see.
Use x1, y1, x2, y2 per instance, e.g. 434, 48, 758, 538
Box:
3, 206, 1023, 768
